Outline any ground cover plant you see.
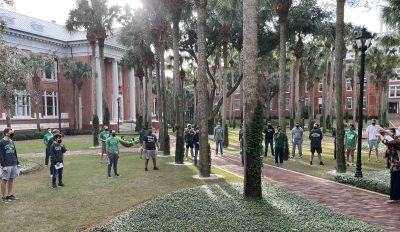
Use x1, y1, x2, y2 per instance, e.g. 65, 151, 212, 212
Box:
333, 170, 390, 195
91, 183, 382, 232
0, 154, 240, 231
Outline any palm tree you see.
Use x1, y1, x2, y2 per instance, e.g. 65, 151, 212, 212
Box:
382, 1, 400, 31
165, 0, 187, 164
66, 0, 98, 117
243, 0, 262, 198
61, 58, 92, 129
334, 0, 346, 173
274, 0, 292, 133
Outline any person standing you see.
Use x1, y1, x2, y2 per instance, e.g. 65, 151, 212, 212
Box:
0, 128, 20, 202
214, 123, 224, 157
263, 123, 275, 157
184, 124, 195, 159
291, 122, 303, 159
43, 128, 52, 168
366, 119, 381, 162
143, 128, 159, 171
309, 124, 324, 166
47, 129, 60, 177
193, 126, 200, 166
49, 134, 67, 188
345, 124, 358, 166
139, 127, 147, 159
99, 126, 110, 161
274, 126, 287, 166
106, 130, 120, 178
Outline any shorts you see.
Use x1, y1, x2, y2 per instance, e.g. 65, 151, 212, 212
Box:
311, 147, 322, 154
346, 146, 356, 151
1, 166, 19, 180
186, 143, 194, 149
145, 150, 157, 160
368, 140, 379, 149
194, 143, 200, 149
102, 142, 107, 154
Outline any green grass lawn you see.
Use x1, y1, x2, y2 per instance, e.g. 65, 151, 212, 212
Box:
0, 152, 241, 232
215, 127, 388, 181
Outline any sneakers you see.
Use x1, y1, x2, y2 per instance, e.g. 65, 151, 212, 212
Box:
58, 183, 64, 187
8, 195, 18, 200
319, 161, 324, 166
108, 175, 112, 178
115, 173, 120, 177
310, 161, 313, 165
145, 168, 148, 171
51, 184, 57, 188
2, 196, 11, 203
153, 167, 159, 170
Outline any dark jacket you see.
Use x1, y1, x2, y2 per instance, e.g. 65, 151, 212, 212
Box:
0, 139, 19, 167
264, 127, 275, 140
50, 143, 67, 163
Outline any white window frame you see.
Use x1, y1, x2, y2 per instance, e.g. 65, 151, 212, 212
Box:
305, 98, 310, 107
42, 61, 57, 81
234, 99, 240, 110
346, 97, 352, 109
389, 85, 400, 98
14, 90, 31, 118
363, 97, 366, 110
389, 68, 400, 81
42, 91, 58, 118
285, 98, 289, 110
318, 80, 323, 92
346, 79, 352, 91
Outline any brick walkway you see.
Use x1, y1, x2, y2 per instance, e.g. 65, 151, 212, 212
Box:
212, 155, 400, 232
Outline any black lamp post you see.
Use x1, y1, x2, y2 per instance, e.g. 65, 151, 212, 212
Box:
54, 57, 62, 132
355, 27, 373, 178
117, 97, 121, 133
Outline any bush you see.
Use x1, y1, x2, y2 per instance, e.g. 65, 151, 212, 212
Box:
333, 170, 390, 195
103, 106, 110, 127
63, 129, 92, 136
223, 123, 229, 148
93, 114, 99, 147
12, 131, 47, 141
308, 119, 316, 132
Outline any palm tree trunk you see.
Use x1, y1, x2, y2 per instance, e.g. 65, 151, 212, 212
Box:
335, 0, 346, 173
295, 58, 301, 123
160, 37, 169, 155
79, 88, 83, 129
147, 67, 153, 126
278, 18, 288, 133
144, 68, 149, 128
98, 38, 107, 117
90, 42, 97, 117
196, 0, 210, 177
172, 16, 185, 164
310, 82, 315, 119
289, 65, 294, 121
155, 52, 164, 151
73, 84, 78, 129
229, 70, 234, 126
6, 110, 11, 128
243, 0, 262, 198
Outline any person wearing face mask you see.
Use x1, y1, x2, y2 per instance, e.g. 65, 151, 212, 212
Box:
143, 128, 159, 171
43, 128, 52, 168
274, 126, 287, 166
291, 122, 304, 159
99, 126, 110, 161
49, 134, 67, 188
0, 128, 20, 202
47, 129, 60, 177
106, 130, 120, 178
366, 119, 381, 162
263, 122, 275, 157
345, 124, 358, 166
309, 124, 324, 166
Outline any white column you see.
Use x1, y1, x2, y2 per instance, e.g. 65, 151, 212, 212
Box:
95, 56, 103, 122
112, 59, 119, 121
129, 68, 136, 122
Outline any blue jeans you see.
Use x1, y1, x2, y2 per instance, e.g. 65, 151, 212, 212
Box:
275, 147, 284, 164
215, 140, 223, 155
52, 163, 63, 186
265, 139, 274, 157
292, 139, 303, 158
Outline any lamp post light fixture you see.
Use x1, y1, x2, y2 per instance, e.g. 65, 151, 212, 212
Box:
355, 27, 373, 178
117, 97, 121, 133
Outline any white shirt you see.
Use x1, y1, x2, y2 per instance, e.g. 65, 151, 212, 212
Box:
366, 124, 380, 141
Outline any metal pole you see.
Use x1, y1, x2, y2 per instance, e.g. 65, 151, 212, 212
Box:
56, 58, 62, 132
355, 47, 365, 178
117, 98, 120, 133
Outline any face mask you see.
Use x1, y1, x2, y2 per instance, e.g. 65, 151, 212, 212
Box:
372, 123, 376, 125
314, 126, 317, 129
112, 133, 116, 137
296, 125, 299, 128
105, 129, 108, 131
58, 139, 62, 144
9, 133, 14, 138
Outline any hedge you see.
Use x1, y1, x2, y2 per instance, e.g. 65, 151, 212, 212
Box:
333, 170, 390, 195
90, 184, 381, 232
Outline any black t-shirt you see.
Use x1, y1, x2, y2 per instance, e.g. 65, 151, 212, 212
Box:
264, 127, 275, 140
309, 129, 323, 148
185, 129, 195, 144
193, 131, 199, 143
0, 139, 19, 167
144, 134, 157, 150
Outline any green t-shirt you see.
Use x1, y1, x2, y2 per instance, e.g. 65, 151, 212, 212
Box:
43, 132, 52, 145
106, 136, 119, 155
345, 130, 357, 148
100, 130, 110, 144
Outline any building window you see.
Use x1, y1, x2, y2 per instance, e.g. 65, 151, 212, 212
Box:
285, 98, 289, 110
234, 99, 240, 110
318, 80, 323, 92
389, 85, 400, 98
42, 62, 57, 80
42, 91, 58, 117
363, 78, 368, 91
363, 97, 366, 110
390, 68, 400, 81
305, 98, 310, 107
346, 97, 352, 109
346, 79, 352, 91
14, 91, 31, 117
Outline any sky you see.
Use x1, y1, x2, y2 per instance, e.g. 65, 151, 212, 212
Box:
3, 0, 384, 33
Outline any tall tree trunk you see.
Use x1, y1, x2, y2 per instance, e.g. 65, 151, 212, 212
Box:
160, 37, 169, 155
90, 41, 97, 116
294, 58, 301, 123
299, 62, 305, 124
278, 17, 288, 133
289, 65, 295, 121
98, 38, 107, 117
6, 111, 11, 128
243, 0, 262, 198
229, 70, 234, 125
335, 0, 346, 173
329, 53, 335, 128
73, 84, 78, 129
144, 68, 149, 128
322, 59, 330, 129
147, 67, 153, 126
310, 82, 315, 119
196, 0, 210, 177
172, 16, 185, 164
155, 51, 164, 151
79, 88, 83, 129
222, 41, 228, 132
239, 52, 244, 121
